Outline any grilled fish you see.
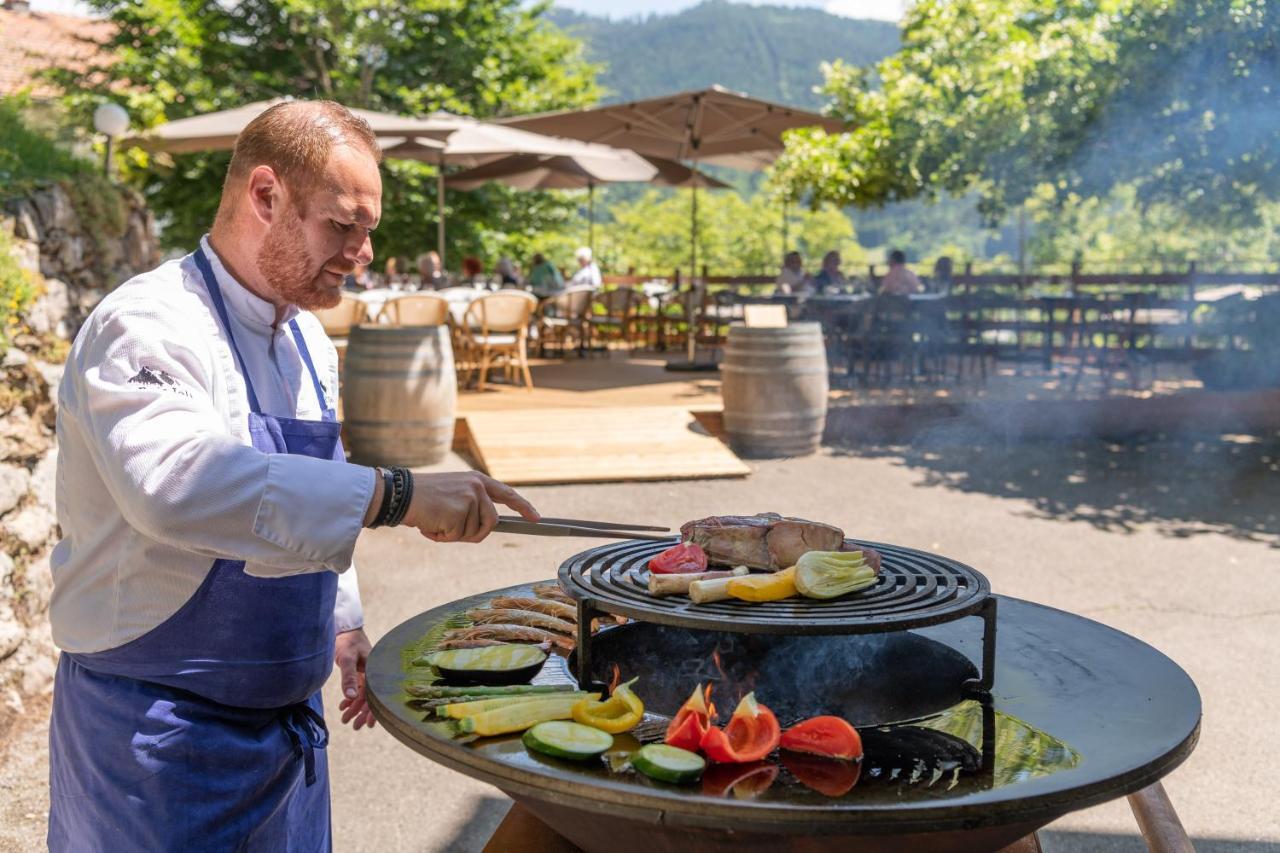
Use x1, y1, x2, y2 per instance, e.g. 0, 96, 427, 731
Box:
681, 513, 845, 571
487, 596, 578, 622
443, 625, 575, 652
465, 608, 575, 636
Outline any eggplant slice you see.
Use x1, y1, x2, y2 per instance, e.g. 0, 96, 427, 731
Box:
425, 644, 548, 686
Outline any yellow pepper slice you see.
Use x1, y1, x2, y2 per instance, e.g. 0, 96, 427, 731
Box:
726, 566, 797, 603
572, 678, 645, 733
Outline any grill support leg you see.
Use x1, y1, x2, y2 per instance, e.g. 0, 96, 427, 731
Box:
575, 598, 600, 691
965, 596, 998, 696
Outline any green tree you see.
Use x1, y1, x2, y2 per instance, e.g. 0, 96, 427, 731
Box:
774, 0, 1280, 227
593, 189, 859, 277
58, 0, 600, 262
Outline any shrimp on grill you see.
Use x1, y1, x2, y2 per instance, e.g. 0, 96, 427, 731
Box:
532, 583, 575, 605
465, 608, 575, 636
443, 625, 575, 652
487, 597, 577, 623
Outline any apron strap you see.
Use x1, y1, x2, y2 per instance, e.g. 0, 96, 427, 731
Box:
192, 245, 264, 415
279, 702, 329, 787
287, 319, 331, 417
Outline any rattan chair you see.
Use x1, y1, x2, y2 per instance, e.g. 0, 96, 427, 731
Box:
311, 295, 368, 372
587, 288, 643, 352
378, 293, 450, 327
460, 290, 538, 391
535, 286, 594, 357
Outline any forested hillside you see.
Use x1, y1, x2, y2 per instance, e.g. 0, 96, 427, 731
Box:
549, 1, 898, 107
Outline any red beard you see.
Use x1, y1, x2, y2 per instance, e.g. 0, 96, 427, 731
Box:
256, 203, 344, 311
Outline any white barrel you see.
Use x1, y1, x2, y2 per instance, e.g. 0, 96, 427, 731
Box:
720, 323, 829, 458
343, 325, 457, 466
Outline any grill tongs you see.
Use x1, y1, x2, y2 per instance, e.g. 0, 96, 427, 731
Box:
495, 515, 675, 541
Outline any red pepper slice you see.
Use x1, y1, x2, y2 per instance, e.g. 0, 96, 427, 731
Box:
779, 716, 863, 761
701, 761, 779, 799
649, 542, 708, 574
664, 684, 715, 751
699, 692, 780, 763
780, 751, 861, 797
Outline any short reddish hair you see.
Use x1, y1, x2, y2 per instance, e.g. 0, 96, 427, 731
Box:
221, 100, 382, 213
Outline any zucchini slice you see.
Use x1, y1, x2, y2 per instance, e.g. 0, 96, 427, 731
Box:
632, 743, 706, 783
523, 721, 615, 761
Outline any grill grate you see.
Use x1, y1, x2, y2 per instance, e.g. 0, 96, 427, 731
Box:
559, 538, 992, 634
559, 538, 998, 695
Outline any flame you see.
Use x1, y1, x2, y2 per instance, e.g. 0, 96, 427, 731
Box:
712, 649, 725, 679
608, 663, 621, 694
704, 682, 718, 721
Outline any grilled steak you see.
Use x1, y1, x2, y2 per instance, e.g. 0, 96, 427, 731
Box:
680, 513, 845, 571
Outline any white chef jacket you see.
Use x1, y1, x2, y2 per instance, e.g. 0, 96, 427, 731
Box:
49, 236, 375, 653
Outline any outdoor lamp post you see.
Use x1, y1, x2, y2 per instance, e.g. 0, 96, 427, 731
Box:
93, 103, 130, 180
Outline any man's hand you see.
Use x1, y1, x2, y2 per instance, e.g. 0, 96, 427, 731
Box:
335, 628, 376, 731
401, 471, 539, 543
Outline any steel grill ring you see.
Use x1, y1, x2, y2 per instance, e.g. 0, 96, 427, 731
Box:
558, 539, 991, 635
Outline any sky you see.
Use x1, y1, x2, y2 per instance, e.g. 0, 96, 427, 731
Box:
30, 0, 910, 24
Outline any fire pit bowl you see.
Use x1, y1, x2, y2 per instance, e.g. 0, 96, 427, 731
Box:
367, 585, 1200, 853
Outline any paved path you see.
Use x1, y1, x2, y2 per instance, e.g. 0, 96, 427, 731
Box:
3, 432, 1279, 852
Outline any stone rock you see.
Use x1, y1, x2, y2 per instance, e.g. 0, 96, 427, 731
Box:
10, 235, 40, 275
0, 604, 22, 660
55, 234, 86, 273
24, 551, 53, 615
30, 449, 56, 510
20, 644, 57, 695
26, 277, 72, 337
2, 503, 56, 551
31, 186, 76, 232
0, 464, 29, 515
35, 360, 65, 399
12, 200, 40, 243
0, 550, 13, 585
77, 287, 104, 314
2, 348, 29, 368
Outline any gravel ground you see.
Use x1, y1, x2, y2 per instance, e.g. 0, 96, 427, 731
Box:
3, 429, 1279, 852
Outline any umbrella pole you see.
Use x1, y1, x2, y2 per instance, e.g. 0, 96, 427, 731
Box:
437, 153, 446, 269
687, 173, 699, 362
588, 182, 595, 256
781, 196, 789, 260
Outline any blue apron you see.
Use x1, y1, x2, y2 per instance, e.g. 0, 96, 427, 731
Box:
48, 246, 344, 852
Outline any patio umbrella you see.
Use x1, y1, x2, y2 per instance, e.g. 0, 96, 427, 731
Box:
124, 98, 451, 154
503, 85, 846, 281
444, 153, 728, 252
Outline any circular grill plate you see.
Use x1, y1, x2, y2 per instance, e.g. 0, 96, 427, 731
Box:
559, 538, 991, 634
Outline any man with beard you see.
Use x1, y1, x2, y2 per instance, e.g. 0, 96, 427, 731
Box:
46, 101, 540, 851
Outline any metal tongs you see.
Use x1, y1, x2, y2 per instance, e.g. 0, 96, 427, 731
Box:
494, 515, 675, 541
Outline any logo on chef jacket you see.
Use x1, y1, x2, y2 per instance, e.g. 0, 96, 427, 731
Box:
128, 366, 192, 397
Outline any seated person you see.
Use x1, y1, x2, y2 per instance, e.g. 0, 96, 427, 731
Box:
416, 251, 446, 289
461, 256, 484, 283
527, 253, 564, 296
930, 255, 954, 294
878, 249, 923, 296
774, 251, 809, 295
567, 247, 602, 289
495, 257, 520, 287
811, 250, 847, 294
342, 263, 372, 291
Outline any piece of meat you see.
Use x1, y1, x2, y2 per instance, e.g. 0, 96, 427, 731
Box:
681, 513, 845, 571
487, 597, 578, 622
465, 608, 575, 635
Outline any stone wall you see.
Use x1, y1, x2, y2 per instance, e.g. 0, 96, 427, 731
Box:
0, 183, 158, 715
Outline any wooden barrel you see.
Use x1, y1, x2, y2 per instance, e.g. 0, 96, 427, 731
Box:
720, 323, 828, 458
342, 324, 457, 466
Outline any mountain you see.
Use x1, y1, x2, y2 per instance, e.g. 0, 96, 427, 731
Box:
548, 0, 899, 108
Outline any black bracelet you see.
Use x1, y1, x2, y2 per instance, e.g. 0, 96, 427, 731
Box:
387, 466, 413, 528
370, 467, 395, 528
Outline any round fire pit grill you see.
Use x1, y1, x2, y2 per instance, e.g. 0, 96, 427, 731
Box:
366, 579, 1201, 853
559, 538, 998, 694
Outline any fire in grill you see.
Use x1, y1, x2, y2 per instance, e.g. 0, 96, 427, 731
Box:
365, 538, 1201, 853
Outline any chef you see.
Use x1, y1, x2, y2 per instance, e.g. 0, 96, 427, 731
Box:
45, 100, 539, 851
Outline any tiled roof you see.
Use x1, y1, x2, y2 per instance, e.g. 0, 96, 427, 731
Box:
0, 8, 114, 99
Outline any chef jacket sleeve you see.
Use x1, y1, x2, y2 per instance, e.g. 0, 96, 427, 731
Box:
333, 563, 365, 633
69, 301, 375, 574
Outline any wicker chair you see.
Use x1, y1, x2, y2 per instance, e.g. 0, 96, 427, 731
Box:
378, 293, 450, 326
311, 295, 368, 372
587, 288, 643, 352
534, 286, 594, 357
460, 290, 538, 391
